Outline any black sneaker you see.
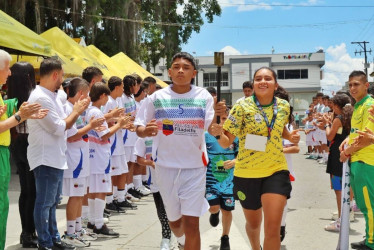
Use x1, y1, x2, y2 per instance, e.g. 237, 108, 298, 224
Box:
52, 241, 76, 250
103, 208, 111, 217
351, 239, 366, 249
86, 222, 94, 230
115, 199, 138, 210
209, 211, 220, 227
93, 224, 119, 238
128, 188, 142, 199
105, 202, 126, 213
220, 235, 230, 250
142, 181, 150, 190
280, 225, 286, 242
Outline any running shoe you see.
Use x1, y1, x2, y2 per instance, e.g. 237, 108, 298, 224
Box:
351, 239, 366, 249
105, 202, 126, 213
324, 220, 340, 232
128, 188, 143, 199
53, 240, 76, 250
220, 235, 230, 250
62, 233, 90, 248
126, 193, 140, 202
116, 199, 138, 210
93, 224, 119, 238
305, 155, 314, 159
160, 238, 171, 250
76, 229, 97, 241
209, 211, 220, 227
103, 209, 111, 217
136, 185, 151, 196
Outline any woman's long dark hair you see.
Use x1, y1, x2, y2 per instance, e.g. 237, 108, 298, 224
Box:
331, 94, 353, 134
274, 85, 294, 128
7, 62, 36, 109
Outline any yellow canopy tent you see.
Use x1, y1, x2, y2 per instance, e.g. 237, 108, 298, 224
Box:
40, 27, 115, 80
111, 52, 167, 87
85, 45, 130, 78
11, 49, 84, 79
0, 10, 51, 56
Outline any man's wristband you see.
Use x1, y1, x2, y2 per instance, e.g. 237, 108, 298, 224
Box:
14, 114, 21, 123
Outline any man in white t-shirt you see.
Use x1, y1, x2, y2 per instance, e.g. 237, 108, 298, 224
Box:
27, 58, 89, 250
135, 52, 225, 250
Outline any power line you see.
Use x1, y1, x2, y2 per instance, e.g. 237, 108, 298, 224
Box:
39, 6, 372, 30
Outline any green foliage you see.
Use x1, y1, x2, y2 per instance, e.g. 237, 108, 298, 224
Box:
0, 0, 221, 68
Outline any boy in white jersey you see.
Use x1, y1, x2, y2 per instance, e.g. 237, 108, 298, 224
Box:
62, 78, 105, 246
86, 82, 130, 237
135, 52, 225, 250
103, 76, 137, 211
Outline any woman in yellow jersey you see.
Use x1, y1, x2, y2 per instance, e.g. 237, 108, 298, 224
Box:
209, 67, 300, 250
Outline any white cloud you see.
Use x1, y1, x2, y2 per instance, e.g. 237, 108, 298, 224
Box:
321, 43, 367, 91
220, 45, 242, 55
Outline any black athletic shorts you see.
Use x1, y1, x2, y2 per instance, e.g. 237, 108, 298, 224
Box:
233, 170, 292, 210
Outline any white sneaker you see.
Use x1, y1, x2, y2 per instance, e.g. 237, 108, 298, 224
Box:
325, 220, 340, 232
62, 233, 90, 247
103, 217, 109, 224
332, 211, 339, 221
160, 238, 170, 250
137, 185, 151, 196
76, 228, 97, 241
126, 193, 140, 202
350, 210, 355, 222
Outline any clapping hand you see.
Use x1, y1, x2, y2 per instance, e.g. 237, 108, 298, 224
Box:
352, 128, 374, 148
0, 104, 7, 117
289, 129, 300, 144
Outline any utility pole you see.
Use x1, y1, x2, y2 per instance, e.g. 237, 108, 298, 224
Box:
351, 41, 372, 76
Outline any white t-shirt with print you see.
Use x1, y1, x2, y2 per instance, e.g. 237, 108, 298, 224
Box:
103, 96, 124, 156
122, 94, 137, 147
86, 106, 111, 174
64, 102, 89, 179
134, 84, 214, 169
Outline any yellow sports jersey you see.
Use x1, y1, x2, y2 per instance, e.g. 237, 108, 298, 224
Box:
349, 95, 374, 165
0, 94, 10, 146
223, 96, 290, 178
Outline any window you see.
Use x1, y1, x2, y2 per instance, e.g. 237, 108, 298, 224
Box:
277, 69, 308, 79
203, 72, 229, 87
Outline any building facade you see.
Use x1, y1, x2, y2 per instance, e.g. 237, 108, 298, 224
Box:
156, 51, 325, 112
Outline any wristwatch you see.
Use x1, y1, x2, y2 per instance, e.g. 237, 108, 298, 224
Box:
14, 114, 21, 123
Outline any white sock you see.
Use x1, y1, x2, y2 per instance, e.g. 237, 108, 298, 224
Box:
106, 195, 114, 204
75, 217, 82, 232
113, 186, 118, 199
82, 205, 89, 219
125, 184, 128, 193
88, 199, 95, 224
177, 235, 185, 246
128, 183, 134, 189
94, 198, 106, 229
117, 189, 126, 202
133, 175, 142, 189
281, 203, 287, 226
66, 220, 75, 235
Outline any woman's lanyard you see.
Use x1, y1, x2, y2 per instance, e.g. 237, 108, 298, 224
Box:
254, 96, 278, 140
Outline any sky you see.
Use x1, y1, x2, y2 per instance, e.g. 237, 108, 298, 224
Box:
180, 0, 374, 95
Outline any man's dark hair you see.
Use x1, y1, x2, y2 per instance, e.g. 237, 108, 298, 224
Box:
68, 77, 89, 98
89, 82, 110, 102
131, 73, 142, 84
316, 92, 324, 98
82, 67, 103, 83
123, 75, 136, 97
108, 76, 122, 92
312, 96, 317, 100
349, 70, 367, 82
206, 86, 217, 96
171, 52, 196, 85
156, 84, 162, 90
242, 81, 253, 89
40, 58, 62, 77
144, 76, 156, 84
322, 95, 330, 100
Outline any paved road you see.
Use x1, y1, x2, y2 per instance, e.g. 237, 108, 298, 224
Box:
5, 139, 367, 249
